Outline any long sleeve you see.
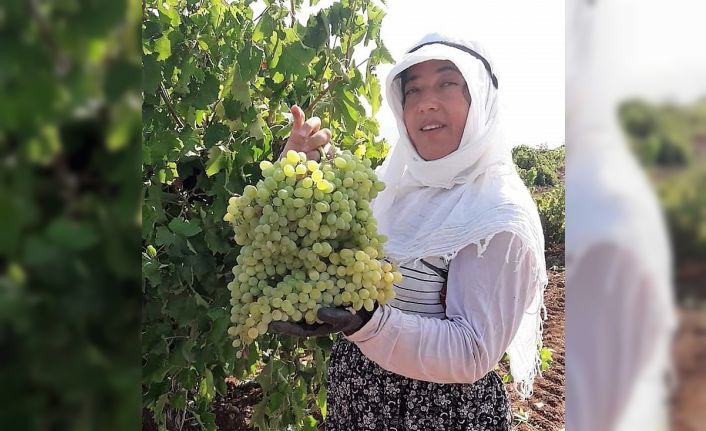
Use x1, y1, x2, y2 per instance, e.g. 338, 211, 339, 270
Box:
345, 231, 539, 384
566, 244, 675, 431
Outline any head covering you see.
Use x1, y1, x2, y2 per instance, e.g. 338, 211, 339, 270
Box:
371, 33, 548, 397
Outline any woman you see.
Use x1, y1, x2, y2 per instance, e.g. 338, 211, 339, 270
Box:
272, 33, 548, 430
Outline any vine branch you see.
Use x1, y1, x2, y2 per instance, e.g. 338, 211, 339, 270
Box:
204, 97, 222, 128
253, 5, 271, 22
344, 0, 358, 68
304, 77, 341, 116
159, 82, 185, 130
290, 0, 296, 27
27, 0, 70, 76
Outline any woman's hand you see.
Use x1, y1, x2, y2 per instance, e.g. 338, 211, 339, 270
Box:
268, 305, 378, 337
280, 105, 335, 161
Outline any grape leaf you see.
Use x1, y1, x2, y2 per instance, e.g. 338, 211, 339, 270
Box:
168, 218, 202, 237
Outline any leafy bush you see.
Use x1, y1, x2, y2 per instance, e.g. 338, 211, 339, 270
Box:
141, 0, 392, 429
0, 0, 141, 429
536, 184, 565, 245
620, 98, 706, 265
509, 145, 565, 248
657, 167, 706, 260
512, 145, 564, 188
619, 99, 697, 167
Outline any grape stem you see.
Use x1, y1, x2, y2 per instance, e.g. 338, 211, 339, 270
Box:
317, 146, 328, 162
159, 82, 185, 130
28, 0, 70, 76
290, 0, 296, 27
304, 77, 341, 116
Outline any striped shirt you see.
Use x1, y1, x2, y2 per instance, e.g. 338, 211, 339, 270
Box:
387, 257, 448, 318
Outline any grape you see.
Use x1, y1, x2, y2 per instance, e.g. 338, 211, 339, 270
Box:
225, 150, 401, 349
312, 170, 324, 183
283, 164, 296, 177
286, 150, 300, 164
334, 157, 347, 169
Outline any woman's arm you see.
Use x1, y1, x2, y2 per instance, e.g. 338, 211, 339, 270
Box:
566, 244, 673, 431
345, 231, 540, 384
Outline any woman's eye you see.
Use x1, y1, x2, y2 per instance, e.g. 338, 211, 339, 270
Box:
441, 81, 458, 87
405, 88, 419, 96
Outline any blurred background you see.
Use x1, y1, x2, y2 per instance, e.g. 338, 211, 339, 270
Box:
0, 0, 141, 429
618, 88, 706, 431
619, 98, 706, 295
566, 0, 706, 430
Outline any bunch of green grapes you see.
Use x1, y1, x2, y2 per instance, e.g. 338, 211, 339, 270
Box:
224, 150, 401, 350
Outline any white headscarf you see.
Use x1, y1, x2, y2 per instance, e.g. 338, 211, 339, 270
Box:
371, 33, 548, 397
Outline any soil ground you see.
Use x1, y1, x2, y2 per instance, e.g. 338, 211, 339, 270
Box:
670, 258, 706, 431
503, 270, 565, 431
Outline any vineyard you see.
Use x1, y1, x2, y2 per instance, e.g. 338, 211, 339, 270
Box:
141, 0, 404, 429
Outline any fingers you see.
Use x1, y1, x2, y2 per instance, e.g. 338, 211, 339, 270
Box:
285, 104, 332, 157
300, 128, 331, 152
305, 150, 321, 162
291, 105, 305, 131
290, 104, 320, 138
267, 321, 292, 335
268, 321, 336, 337
303, 323, 339, 336
269, 321, 309, 337
317, 307, 356, 326
298, 116, 322, 138
304, 141, 335, 162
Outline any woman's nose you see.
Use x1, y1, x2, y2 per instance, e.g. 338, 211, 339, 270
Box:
417, 95, 440, 113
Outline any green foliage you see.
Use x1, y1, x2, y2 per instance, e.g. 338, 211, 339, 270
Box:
0, 0, 141, 429
511, 145, 565, 247
141, 0, 392, 429
619, 98, 704, 167
512, 145, 565, 188
536, 184, 566, 245
539, 347, 554, 372
656, 167, 706, 260
619, 98, 706, 263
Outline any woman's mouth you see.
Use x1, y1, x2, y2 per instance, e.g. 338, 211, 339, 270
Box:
420, 124, 445, 132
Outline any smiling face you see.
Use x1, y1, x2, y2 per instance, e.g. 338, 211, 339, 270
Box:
401, 60, 471, 161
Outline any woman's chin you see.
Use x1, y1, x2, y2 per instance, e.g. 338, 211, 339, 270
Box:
417, 147, 458, 161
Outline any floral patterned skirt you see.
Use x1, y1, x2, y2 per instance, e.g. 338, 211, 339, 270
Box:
325, 336, 512, 431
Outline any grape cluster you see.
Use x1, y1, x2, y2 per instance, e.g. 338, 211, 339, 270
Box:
224, 150, 401, 349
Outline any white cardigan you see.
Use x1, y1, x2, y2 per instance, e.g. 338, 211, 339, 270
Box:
346, 231, 539, 384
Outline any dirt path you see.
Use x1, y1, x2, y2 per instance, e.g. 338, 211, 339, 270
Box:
505, 270, 565, 431
671, 308, 706, 431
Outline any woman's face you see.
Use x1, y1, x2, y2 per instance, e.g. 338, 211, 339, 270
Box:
402, 59, 471, 161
